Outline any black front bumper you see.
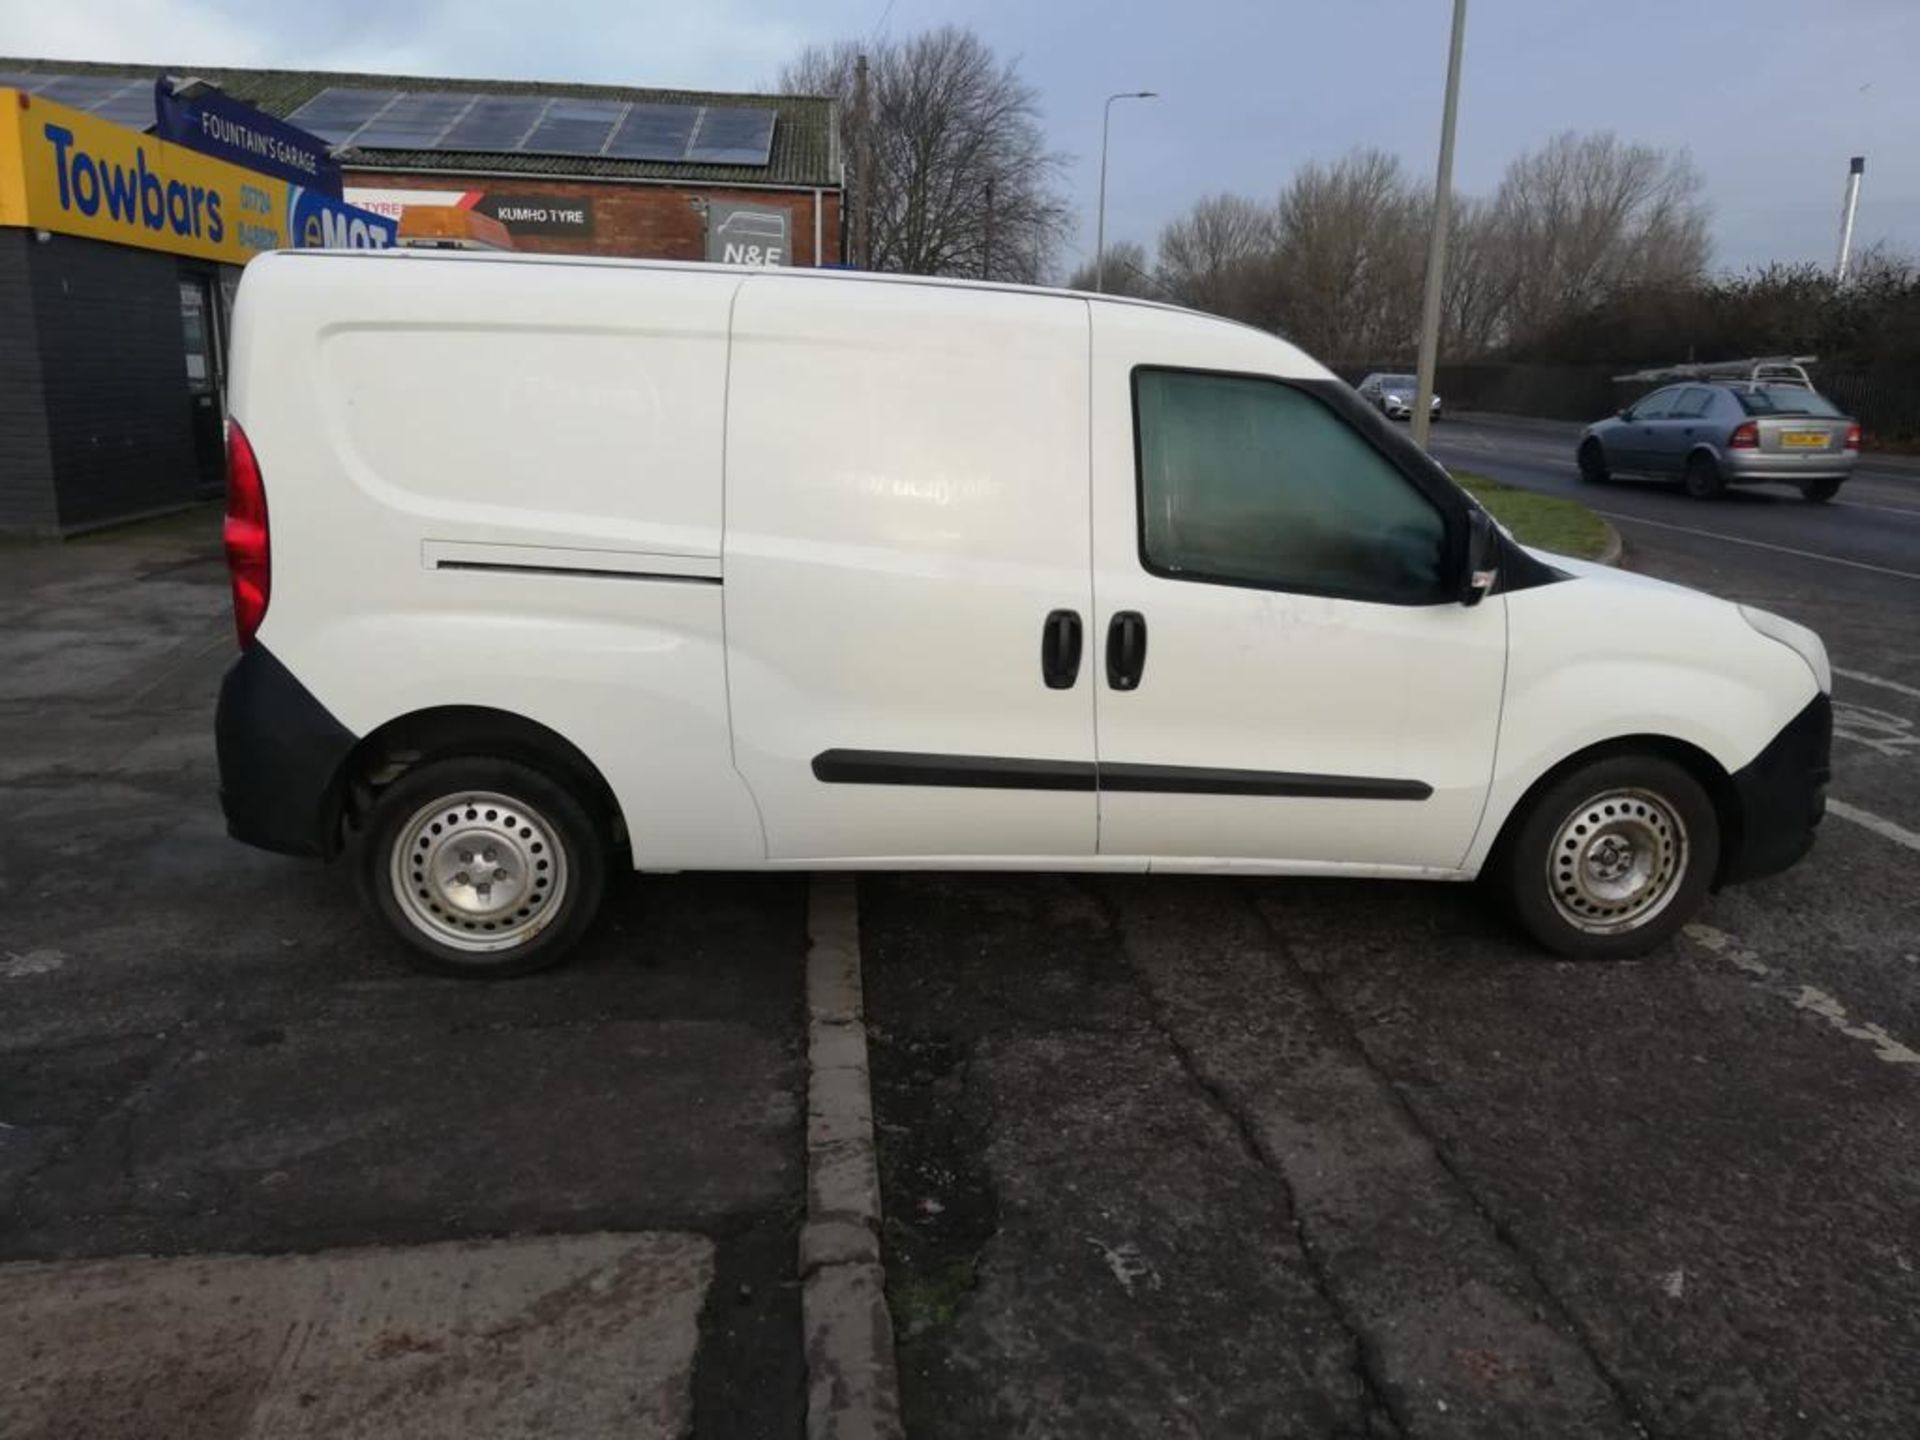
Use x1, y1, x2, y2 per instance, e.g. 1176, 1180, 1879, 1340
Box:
1721, 693, 1831, 886
215, 644, 357, 858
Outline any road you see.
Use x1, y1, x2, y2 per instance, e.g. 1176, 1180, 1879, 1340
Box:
870, 415, 1920, 1439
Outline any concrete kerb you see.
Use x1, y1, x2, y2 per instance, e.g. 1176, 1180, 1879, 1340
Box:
801, 875, 904, 1440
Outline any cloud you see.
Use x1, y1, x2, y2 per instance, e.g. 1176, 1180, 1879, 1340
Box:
3, 0, 832, 92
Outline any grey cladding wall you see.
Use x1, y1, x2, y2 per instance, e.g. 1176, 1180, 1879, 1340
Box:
28, 234, 206, 531
0, 231, 55, 533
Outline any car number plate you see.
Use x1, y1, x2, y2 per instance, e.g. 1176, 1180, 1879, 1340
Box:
1781, 431, 1828, 448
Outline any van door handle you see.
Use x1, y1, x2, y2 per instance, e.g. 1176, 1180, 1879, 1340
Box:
1040, 609, 1083, 689
1106, 611, 1147, 691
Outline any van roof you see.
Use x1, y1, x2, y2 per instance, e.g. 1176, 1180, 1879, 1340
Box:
262, 246, 1223, 326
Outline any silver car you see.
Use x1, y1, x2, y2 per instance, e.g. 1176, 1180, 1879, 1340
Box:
1577, 378, 1858, 502
1357, 372, 1442, 422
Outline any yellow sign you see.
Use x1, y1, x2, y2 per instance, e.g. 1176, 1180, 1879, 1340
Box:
0, 88, 288, 264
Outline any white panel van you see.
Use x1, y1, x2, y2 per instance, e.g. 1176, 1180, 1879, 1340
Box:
215, 250, 1832, 976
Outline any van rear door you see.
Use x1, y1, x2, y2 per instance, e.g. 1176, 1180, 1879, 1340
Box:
722, 278, 1098, 862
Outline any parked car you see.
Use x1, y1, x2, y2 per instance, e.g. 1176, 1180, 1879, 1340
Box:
216, 250, 1831, 976
1577, 361, 1859, 501
1357, 372, 1442, 422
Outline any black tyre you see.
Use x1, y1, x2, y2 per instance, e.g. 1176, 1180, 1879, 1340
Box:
1683, 451, 1726, 500
1494, 753, 1720, 960
1800, 477, 1843, 503
1577, 439, 1610, 484
357, 756, 608, 978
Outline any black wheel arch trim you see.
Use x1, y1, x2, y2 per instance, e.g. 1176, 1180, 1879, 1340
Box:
216, 642, 359, 859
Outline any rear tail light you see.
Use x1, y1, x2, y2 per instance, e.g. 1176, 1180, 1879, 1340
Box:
1728, 421, 1759, 449
223, 421, 270, 647
1844, 423, 1861, 450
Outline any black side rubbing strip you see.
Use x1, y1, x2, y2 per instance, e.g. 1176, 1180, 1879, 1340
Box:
1099, 762, 1431, 800
812, 749, 1097, 791
435, 560, 722, 585
809, 749, 1429, 800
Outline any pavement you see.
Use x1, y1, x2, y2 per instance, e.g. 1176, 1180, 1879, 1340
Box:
865, 415, 1920, 1439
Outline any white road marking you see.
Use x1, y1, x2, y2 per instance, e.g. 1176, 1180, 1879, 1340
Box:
1594, 510, 1920, 582
0, 949, 64, 978
1836, 667, 1920, 703
1827, 798, 1920, 853
1832, 702, 1920, 758
1685, 923, 1920, 1067
1790, 987, 1920, 1065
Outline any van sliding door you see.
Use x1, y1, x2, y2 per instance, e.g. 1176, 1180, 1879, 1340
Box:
721, 278, 1099, 862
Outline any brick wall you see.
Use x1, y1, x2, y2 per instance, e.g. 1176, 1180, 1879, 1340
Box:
0, 230, 56, 533
346, 170, 844, 266
28, 235, 209, 531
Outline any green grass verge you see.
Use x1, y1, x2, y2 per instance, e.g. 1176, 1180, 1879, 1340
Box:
1453, 471, 1614, 561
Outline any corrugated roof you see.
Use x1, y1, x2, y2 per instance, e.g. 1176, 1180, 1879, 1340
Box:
0, 57, 841, 189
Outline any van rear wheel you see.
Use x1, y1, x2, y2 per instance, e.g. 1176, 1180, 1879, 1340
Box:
358, 757, 607, 978
1496, 753, 1719, 960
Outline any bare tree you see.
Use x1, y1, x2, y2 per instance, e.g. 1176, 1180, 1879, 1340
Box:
1490, 131, 1710, 343
1266, 149, 1426, 360
1156, 193, 1273, 312
781, 27, 1072, 282
1065, 240, 1159, 296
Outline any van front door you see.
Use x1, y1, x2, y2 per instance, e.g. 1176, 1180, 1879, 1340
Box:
722, 278, 1098, 862
1089, 320, 1505, 871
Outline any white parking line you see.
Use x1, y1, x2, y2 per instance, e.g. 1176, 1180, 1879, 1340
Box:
1594, 510, 1920, 582
1827, 798, 1920, 854
1836, 667, 1920, 703
1685, 923, 1920, 1067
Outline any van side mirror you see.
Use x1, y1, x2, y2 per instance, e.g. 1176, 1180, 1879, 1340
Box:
1459, 506, 1499, 607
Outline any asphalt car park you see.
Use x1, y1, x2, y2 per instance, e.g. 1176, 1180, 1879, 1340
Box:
867, 416, 1920, 1438
0, 512, 807, 1438
4, 443, 1918, 1437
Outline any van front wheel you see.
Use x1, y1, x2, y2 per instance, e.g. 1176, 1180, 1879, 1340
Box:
1496, 754, 1719, 960
358, 757, 608, 978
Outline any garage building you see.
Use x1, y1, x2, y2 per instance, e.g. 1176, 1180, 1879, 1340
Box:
0, 57, 844, 534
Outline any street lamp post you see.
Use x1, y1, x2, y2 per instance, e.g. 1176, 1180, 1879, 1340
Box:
1411, 0, 1467, 450
1096, 90, 1157, 293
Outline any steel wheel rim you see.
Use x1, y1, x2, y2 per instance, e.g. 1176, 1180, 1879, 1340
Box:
1546, 786, 1688, 935
389, 790, 568, 954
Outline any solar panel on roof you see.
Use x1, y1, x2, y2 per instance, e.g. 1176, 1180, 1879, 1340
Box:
685, 106, 776, 165
347, 90, 477, 149
437, 94, 548, 151
38, 74, 136, 108
283, 84, 775, 165
286, 88, 399, 143
93, 84, 158, 128
520, 98, 625, 158
603, 102, 698, 161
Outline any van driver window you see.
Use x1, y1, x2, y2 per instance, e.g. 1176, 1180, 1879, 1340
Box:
1133, 369, 1447, 604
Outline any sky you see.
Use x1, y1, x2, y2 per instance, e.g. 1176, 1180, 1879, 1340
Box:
5, 0, 1916, 277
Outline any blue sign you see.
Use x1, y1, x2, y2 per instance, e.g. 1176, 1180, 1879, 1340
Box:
154, 80, 341, 197
286, 185, 396, 250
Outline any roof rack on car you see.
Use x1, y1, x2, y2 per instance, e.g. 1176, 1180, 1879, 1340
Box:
1612, 355, 1818, 389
